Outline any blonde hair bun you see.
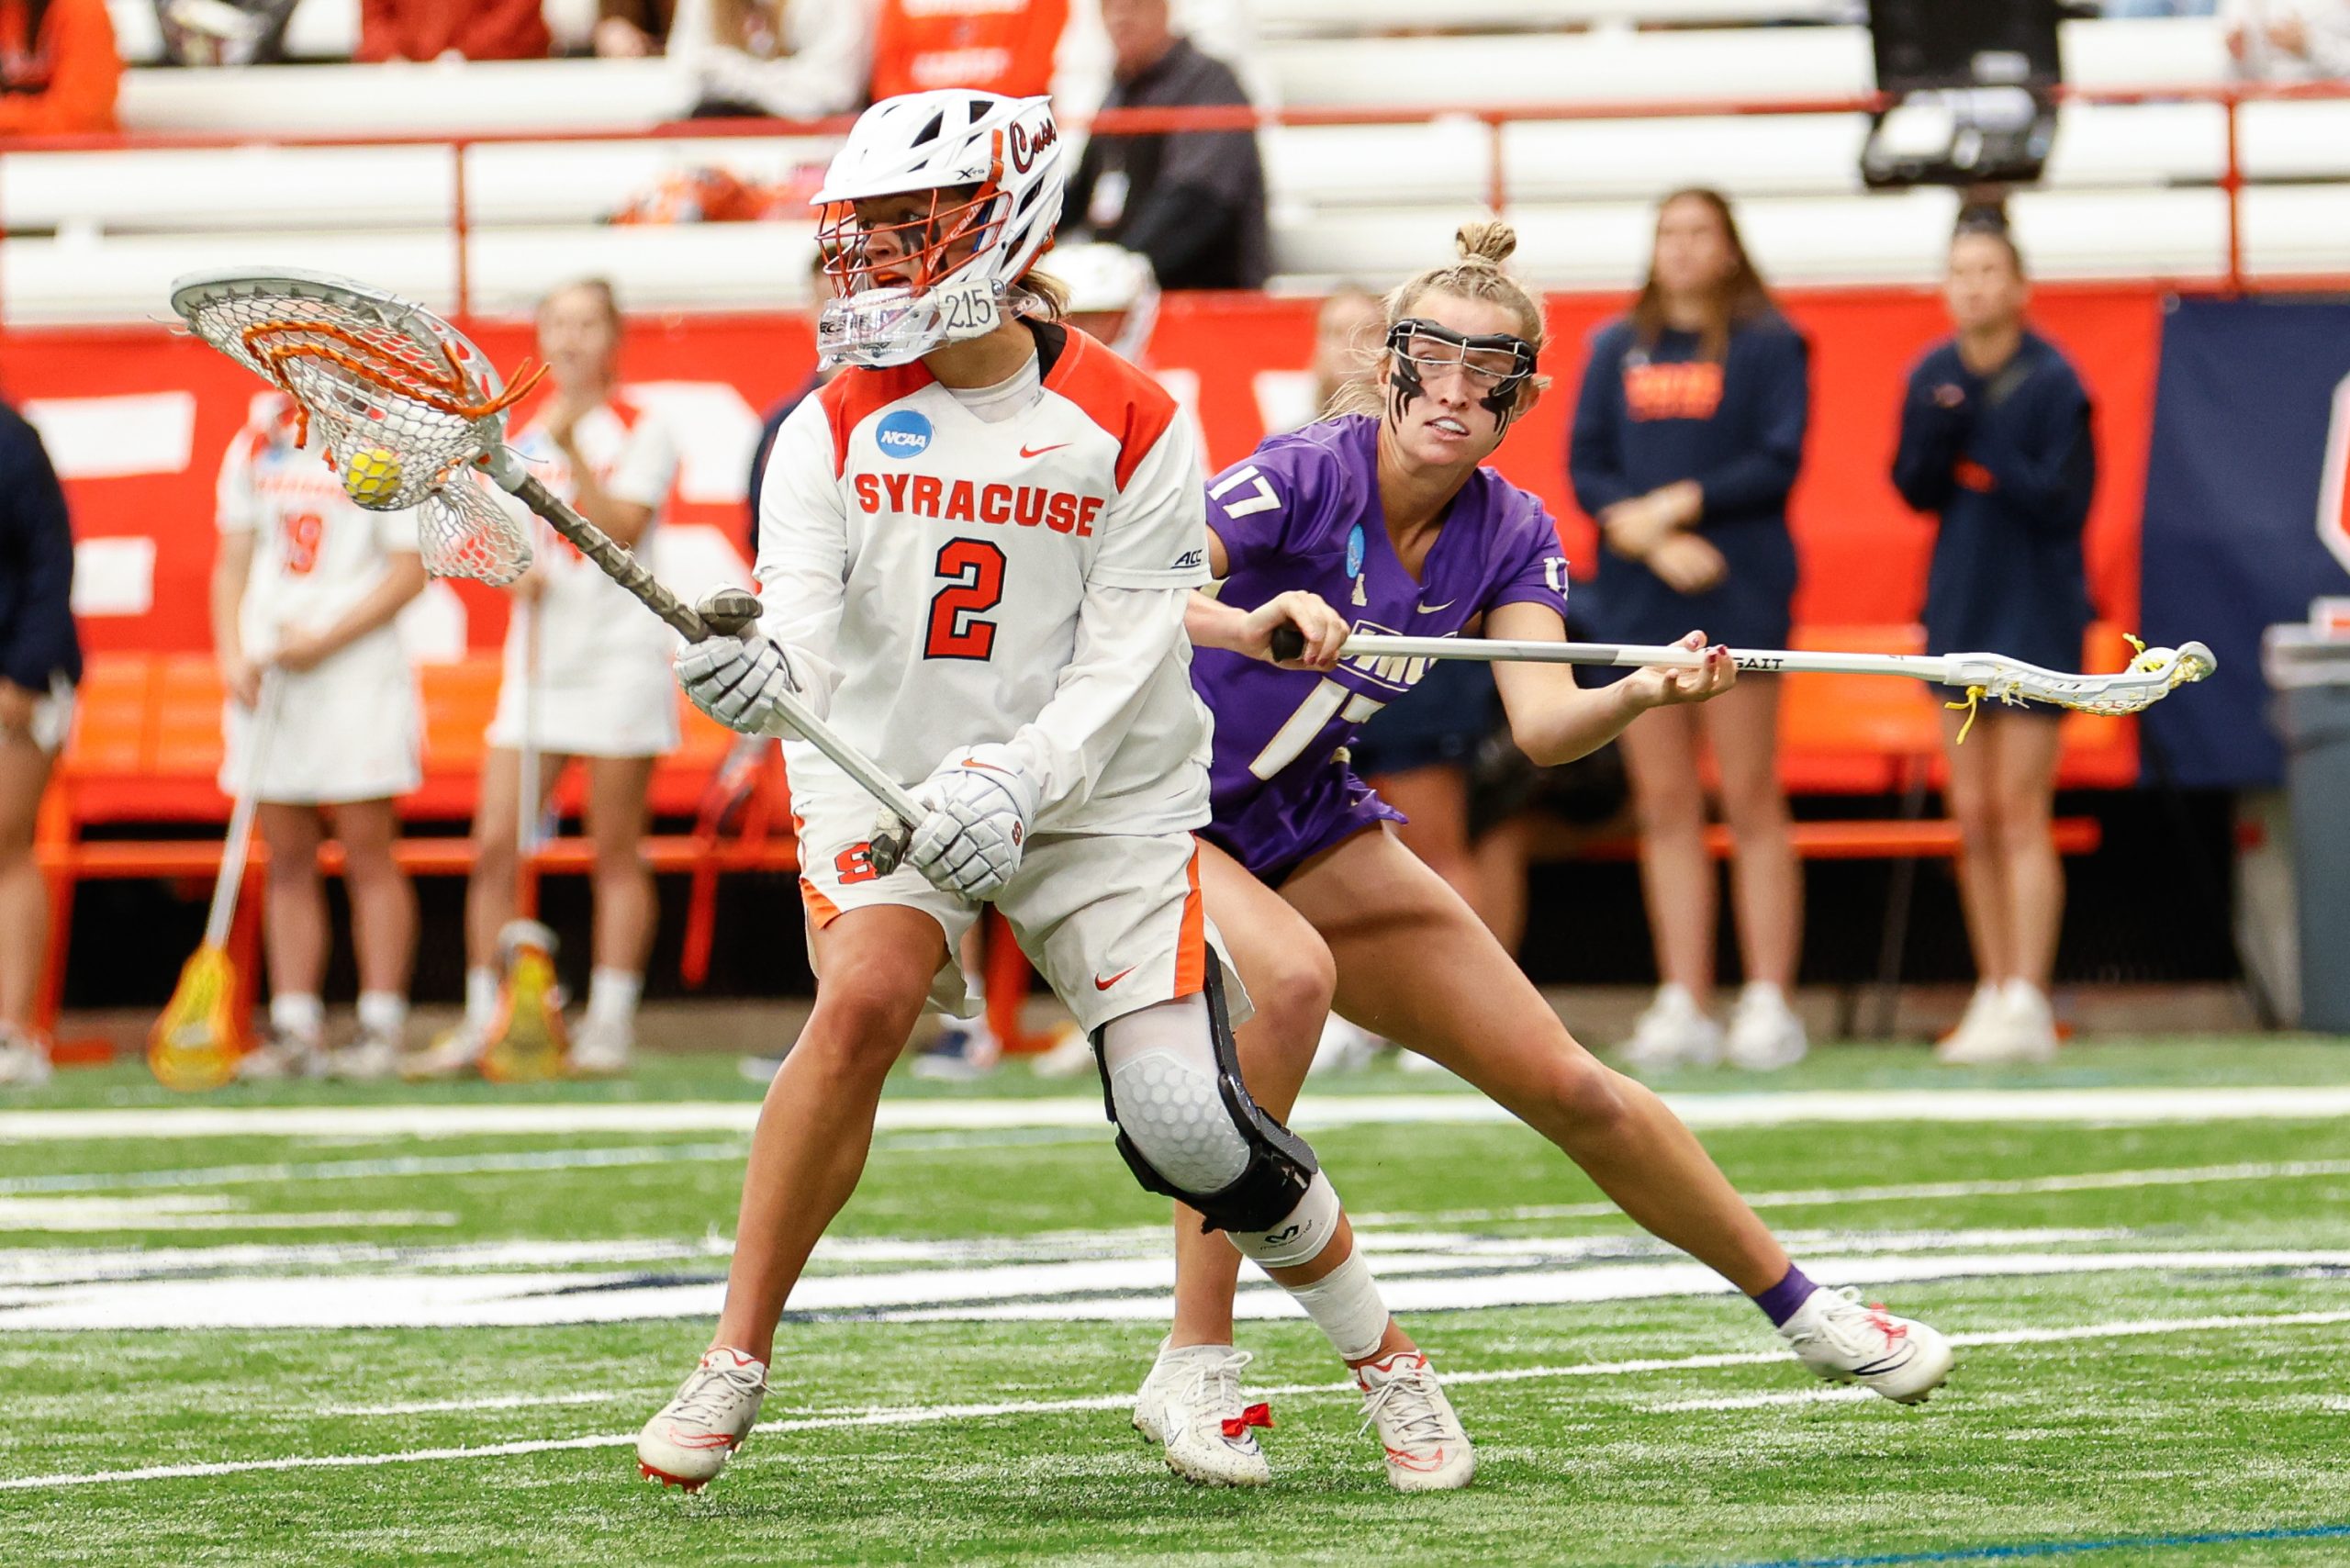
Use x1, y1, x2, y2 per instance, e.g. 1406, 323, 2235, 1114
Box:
1454, 220, 1519, 270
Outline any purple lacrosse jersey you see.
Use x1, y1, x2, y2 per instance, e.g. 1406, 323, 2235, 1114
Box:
1192, 414, 1572, 879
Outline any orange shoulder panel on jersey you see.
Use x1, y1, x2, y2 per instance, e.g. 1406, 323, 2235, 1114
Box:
818, 364, 934, 478
1044, 329, 1179, 493
240, 392, 299, 464
606, 392, 644, 431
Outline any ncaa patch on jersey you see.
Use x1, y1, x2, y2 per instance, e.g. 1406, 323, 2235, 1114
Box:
876, 409, 934, 460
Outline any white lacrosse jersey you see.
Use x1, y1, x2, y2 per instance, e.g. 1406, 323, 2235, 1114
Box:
759, 323, 1214, 836
216, 393, 420, 660
501, 392, 681, 678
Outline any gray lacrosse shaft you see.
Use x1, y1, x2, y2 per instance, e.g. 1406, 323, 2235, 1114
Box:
1269, 626, 1964, 683
477, 447, 926, 841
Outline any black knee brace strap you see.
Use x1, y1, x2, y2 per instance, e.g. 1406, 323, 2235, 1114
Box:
1092, 951, 1320, 1237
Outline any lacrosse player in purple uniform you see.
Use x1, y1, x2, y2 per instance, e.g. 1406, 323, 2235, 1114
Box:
1130, 222, 1955, 1485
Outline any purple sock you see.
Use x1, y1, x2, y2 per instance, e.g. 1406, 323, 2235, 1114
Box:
1751, 1264, 1818, 1327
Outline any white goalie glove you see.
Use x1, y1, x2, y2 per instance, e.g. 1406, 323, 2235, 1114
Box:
903, 744, 1039, 900
673, 599, 828, 740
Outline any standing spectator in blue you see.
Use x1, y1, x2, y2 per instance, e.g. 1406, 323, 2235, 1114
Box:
1893, 207, 2094, 1068
1569, 187, 1809, 1074
0, 399, 79, 1087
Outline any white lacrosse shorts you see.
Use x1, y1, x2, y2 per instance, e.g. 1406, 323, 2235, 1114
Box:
791, 799, 1250, 1038
219, 630, 421, 805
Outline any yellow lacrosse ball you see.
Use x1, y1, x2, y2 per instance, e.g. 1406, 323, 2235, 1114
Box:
341, 446, 404, 506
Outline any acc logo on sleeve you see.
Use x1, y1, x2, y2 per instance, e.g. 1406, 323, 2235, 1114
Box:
875, 409, 934, 460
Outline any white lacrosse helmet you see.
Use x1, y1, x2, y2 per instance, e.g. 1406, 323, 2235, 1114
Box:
812, 90, 1068, 369
1051, 241, 1160, 363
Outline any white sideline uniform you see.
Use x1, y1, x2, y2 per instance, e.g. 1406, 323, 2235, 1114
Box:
217, 395, 422, 805
486, 394, 682, 758
769, 326, 1240, 1036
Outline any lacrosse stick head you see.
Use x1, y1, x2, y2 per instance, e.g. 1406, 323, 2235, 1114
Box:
169, 267, 539, 586
1955, 639, 2218, 718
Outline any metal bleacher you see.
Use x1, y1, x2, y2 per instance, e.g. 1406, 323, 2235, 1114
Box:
7, 10, 2342, 323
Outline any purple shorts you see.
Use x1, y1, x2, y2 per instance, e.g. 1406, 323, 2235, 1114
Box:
1203, 761, 1405, 886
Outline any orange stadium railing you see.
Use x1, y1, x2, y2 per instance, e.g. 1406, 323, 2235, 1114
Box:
3, 79, 2350, 313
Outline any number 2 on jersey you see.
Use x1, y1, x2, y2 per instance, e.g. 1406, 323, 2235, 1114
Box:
923, 539, 1006, 661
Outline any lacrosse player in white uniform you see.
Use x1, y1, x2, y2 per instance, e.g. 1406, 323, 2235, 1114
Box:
638, 89, 1475, 1496
414, 280, 682, 1078
210, 392, 427, 1079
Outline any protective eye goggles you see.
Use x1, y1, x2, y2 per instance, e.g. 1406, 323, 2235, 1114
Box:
1385, 319, 1537, 395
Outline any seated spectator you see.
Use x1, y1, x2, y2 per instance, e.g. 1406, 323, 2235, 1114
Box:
2225, 0, 2350, 78
870, 0, 1064, 99
0, 0, 118, 135
1066, 0, 1267, 290
156, 0, 299, 67
673, 0, 870, 119
357, 0, 549, 63
595, 0, 671, 59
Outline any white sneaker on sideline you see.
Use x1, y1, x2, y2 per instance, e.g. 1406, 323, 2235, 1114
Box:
1029, 1025, 1096, 1081
330, 1026, 400, 1081
1133, 1341, 1272, 1487
401, 1019, 487, 1081
1356, 1350, 1474, 1492
569, 1014, 634, 1077
0, 1027, 53, 1089
1617, 985, 1723, 1073
1780, 1286, 1955, 1405
638, 1348, 767, 1492
236, 1026, 327, 1081
1933, 983, 2006, 1063
1725, 983, 1808, 1071
1312, 1014, 1383, 1076
911, 1016, 1002, 1081
1998, 980, 2061, 1063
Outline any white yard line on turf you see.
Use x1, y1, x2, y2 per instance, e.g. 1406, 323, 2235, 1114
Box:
12, 1084, 2350, 1142
1360, 1159, 2350, 1226
9, 1306, 2350, 1492
0, 1196, 458, 1232
1646, 1387, 1880, 1414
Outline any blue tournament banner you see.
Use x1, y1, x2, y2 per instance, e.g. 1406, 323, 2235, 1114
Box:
2140, 297, 2350, 788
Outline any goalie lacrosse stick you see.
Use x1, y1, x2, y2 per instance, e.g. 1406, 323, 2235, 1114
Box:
167, 267, 924, 866
149, 672, 282, 1092
1269, 627, 2216, 730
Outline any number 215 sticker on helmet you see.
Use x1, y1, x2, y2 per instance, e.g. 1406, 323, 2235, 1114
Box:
812, 91, 1068, 370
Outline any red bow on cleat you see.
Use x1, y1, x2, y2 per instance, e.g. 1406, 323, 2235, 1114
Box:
1222, 1403, 1273, 1439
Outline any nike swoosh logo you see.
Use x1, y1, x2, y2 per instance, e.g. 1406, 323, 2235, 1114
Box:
1094, 966, 1136, 991
1416, 599, 1458, 614
1019, 442, 1069, 459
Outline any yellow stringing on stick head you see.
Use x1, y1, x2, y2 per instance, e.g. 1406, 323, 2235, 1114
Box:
341, 446, 405, 508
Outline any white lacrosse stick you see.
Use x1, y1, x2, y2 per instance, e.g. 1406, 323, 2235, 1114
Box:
169, 266, 923, 860
1270, 627, 2217, 727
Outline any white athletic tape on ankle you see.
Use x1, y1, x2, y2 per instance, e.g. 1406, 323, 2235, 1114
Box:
1230, 1170, 1340, 1271
1282, 1246, 1389, 1363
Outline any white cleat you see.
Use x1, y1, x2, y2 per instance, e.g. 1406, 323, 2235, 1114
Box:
1133, 1342, 1272, 1488
0, 1027, 53, 1089
235, 1027, 328, 1082
568, 1014, 634, 1077
401, 1019, 487, 1081
1725, 983, 1807, 1071
637, 1348, 767, 1493
1028, 1025, 1096, 1081
1617, 984, 1723, 1074
1355, 1350, 1475, 1492
1932, 982, 2003, 1063
1311, 1014, 1384, 1076
329, 1027, 400, 1082
1780, 1286, 1955, 1405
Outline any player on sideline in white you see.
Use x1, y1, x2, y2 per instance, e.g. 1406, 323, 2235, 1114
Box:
410, 279, 683, 1078
640, 89, 1471, 1495
210, 392, 426, 1080
1136, 224, 1956, 1478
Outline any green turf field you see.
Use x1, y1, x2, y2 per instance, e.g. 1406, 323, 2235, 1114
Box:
6, 1041, 2350, 1567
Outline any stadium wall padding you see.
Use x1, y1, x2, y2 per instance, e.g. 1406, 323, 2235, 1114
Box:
2, 285, 2156, 678
2139, 297, 2350, 790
